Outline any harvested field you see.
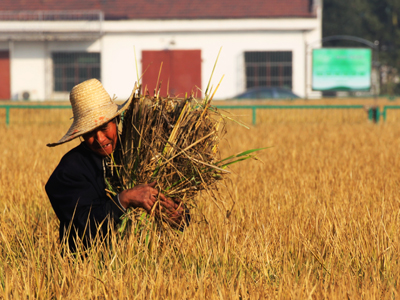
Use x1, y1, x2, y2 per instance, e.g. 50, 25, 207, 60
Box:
1, 104, 400, 298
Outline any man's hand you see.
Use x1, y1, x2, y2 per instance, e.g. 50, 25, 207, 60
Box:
118, 182, 186, 228
156, 197, 186, 228
119, 181, 161, 213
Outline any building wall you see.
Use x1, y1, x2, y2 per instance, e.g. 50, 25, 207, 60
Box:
2, 17, 321, 100
8, 40, 100, 101
102, 18, 321, 100
102, 31, 308, 100
11, 42, 46, 100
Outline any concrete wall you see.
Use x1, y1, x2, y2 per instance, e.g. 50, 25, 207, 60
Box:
103, 30, 307, 100
10, 41, 46, 100
8, 40, 100, 101
3, 16, 321, 100
102, 18, 322, 100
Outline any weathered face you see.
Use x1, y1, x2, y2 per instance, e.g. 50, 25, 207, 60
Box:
82, 120, 118, 157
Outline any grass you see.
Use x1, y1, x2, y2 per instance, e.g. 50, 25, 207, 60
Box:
1, 103, 400, 298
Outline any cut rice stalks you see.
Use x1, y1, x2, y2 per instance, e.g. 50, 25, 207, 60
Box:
107, 60, 266, 233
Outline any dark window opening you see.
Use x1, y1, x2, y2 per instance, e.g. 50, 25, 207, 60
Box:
52, 52, 101, 92
244, 51, 293, 90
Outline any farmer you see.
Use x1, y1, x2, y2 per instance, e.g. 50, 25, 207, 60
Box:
45, 79, 187, 252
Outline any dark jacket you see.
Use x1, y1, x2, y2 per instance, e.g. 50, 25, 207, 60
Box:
45, 142, 125, 252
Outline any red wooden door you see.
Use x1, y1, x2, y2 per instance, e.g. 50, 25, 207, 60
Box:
142, 50, 201, 97
0, 51, 10, 100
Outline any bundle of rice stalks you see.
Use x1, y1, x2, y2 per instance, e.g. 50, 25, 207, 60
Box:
106, 57, 265, 231
106, 87, 263, 232
112, 93, 225, 199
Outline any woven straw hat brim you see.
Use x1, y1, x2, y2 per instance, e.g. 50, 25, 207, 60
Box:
47, 94, 133, 147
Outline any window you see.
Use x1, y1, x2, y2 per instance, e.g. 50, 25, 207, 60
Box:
52, 52, 100, 92
244, 51, 292, 90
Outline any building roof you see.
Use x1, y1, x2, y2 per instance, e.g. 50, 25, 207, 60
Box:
0, 0, 315, 20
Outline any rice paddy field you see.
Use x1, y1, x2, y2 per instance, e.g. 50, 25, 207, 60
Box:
2, 98, 400, 298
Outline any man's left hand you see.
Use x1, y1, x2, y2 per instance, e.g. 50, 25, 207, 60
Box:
155, 198, 186, 229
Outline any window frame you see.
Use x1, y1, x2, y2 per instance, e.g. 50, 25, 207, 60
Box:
244, 51, 293, 90
52, 52, 101, 92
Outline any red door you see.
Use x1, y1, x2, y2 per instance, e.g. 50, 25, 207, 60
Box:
0, 51, 10, 100
142, 50, 201, 97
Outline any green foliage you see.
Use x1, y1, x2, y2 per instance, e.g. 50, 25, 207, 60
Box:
324, 0, 400, 94
324, 0, 399, 65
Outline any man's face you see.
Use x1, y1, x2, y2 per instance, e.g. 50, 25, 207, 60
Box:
82, 120, 118, 157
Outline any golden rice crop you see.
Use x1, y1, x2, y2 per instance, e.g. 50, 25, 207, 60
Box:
1, 104, 400, 298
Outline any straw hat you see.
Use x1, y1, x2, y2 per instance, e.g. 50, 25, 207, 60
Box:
47, 78, 134, 147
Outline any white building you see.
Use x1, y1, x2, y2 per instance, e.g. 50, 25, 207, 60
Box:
0, 0, 322, 101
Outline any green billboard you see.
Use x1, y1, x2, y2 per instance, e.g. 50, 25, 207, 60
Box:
312, 48, 372, 91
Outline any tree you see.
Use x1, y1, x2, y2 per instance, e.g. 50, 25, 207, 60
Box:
323, 0, 400, 94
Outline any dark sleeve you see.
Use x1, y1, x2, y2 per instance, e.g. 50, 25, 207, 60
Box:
45, 161, 125, 244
